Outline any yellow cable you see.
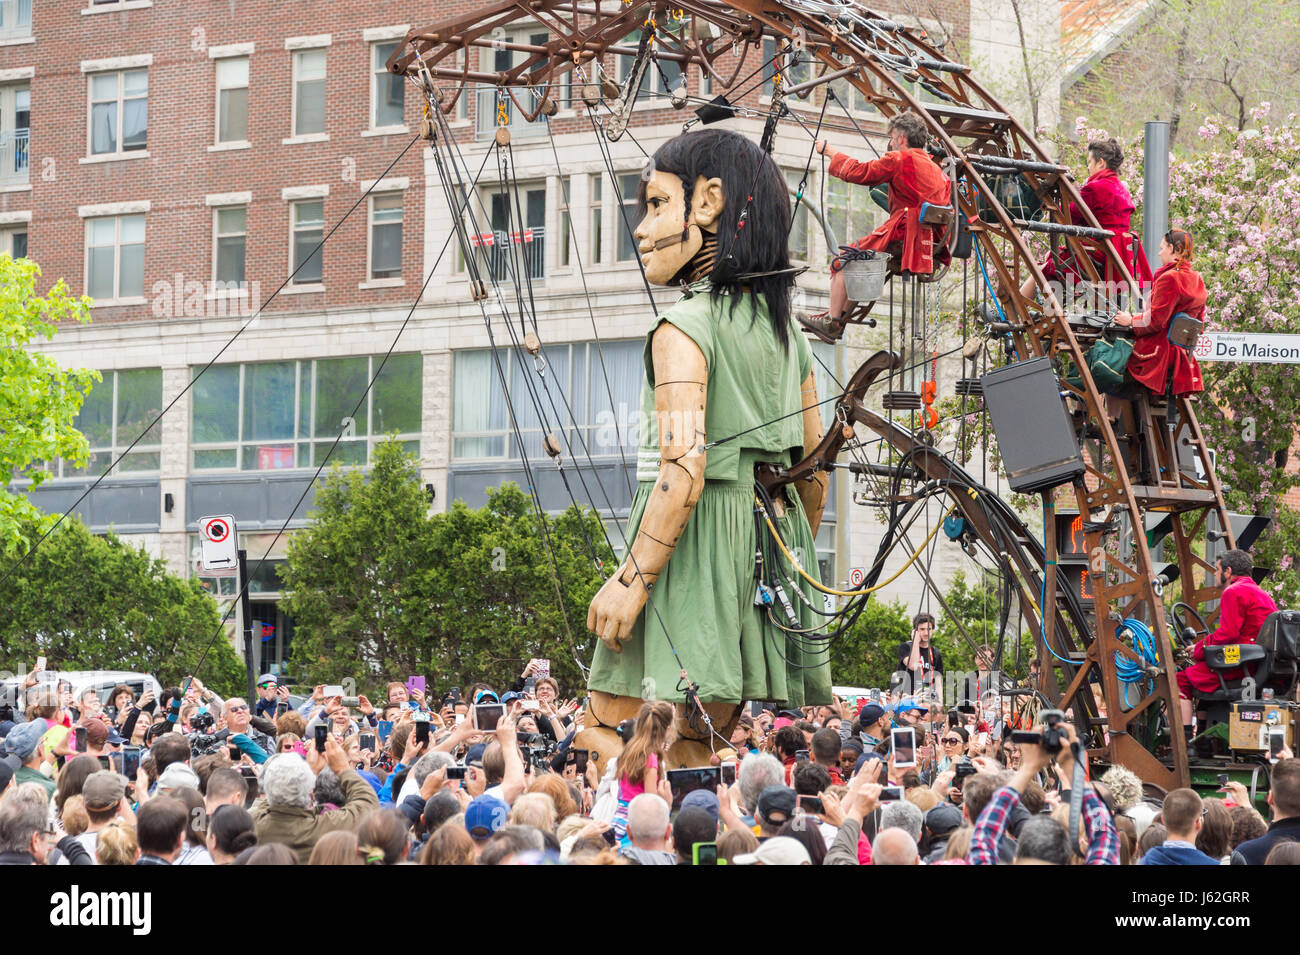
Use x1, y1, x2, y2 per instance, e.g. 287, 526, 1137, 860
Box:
756, 497, 957, 597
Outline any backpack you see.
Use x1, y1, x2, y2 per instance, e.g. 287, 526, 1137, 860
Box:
1257, 610, 1300, 665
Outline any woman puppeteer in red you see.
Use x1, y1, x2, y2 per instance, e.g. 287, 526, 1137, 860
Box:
810, 111, 951, 324
1113, 228, 1204, 396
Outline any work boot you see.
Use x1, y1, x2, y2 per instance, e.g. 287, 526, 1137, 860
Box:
799, 311, 846, 344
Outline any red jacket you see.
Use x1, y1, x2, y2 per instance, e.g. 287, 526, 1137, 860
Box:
829, 147, 952, 274
1127, 259, 1206, 396
1191, 576, 1278, 681
1043, 168, 1153, 286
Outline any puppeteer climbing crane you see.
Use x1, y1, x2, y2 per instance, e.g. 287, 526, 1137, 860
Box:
385, 0, 1280, 791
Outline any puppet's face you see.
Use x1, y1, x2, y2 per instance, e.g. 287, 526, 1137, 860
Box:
634, 169, 725, 285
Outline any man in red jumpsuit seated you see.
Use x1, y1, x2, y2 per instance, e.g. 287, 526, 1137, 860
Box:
1176, 549, 1278, 737
811, 111, 951, 324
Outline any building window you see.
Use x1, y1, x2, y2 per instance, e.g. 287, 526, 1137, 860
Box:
786, 169, 808, 262
762, 38, 810, 98
190, 354, 422, 470
57, 368, 163, 477
292, 49, 326, 136
825, 177, 875, 258
475, 32, 548, 141
290, 200, 323, 284
368, 193, 402, 279
616, 172, 640, 262
558, 176, 571, 268
589, 175, 603, 265
213, 207, 247, 287
452, 340, 642, 460
86, 214, 145, 301
465, 184, 545, 282
89, 69, 148, 156
618, 30, 682, 99
0, 0, 32, 43
0, 84, 28, 185
371, 42, 405, 129
215, 56, 249, 144
1, 226, 26, 258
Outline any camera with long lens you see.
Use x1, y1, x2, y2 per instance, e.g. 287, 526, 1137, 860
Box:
518, 732, 556, 771
191, 708, 216, 732
1010, 709, 1069, 754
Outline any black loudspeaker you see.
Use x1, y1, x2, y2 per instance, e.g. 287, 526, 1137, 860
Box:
980, 357, 1085, 494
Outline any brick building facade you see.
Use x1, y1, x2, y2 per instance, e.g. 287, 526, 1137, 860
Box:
16, 1, 990, 676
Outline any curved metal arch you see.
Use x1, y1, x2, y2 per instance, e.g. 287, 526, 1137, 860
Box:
394, 0, 1234, 789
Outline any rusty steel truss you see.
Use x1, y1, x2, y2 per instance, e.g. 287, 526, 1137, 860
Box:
388, 0, 1235, 789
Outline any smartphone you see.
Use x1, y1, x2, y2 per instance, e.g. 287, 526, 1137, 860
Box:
454, 714, 465, 725
376, 720, 393, 743
1217, 773, 1231, 789
358, 733, 376, 752
445, 765, 467, 781
473, 703, 505, 732
228, 744, 241, 762
692, 842, 719, 865
891, 727, 917, 768
314, 723, 328, 753
414, 719, 430, 745
573, 748, 590, 777
406, 675, 426, 696
1269, 726, 1286, 764
976, 731, 989, 749
880, 785, 902, 801
35, 656, 46, 671
521, 699, 540, 711
533, 659, 550, 679
292, 741, 307, 757
323, 685, 345, 699
523, 677, 537, 696
666, 767, 720, 811
120, 745, 141, 779
74, 726, 87, 752
720, 761, 737, 787
750, 700, 763, 718
796, 794, 824, 815
794, 748, 810, 763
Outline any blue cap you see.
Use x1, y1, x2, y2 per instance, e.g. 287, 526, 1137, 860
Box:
859, 703, 886, 725
465, 795, 510, 841
465, 742, 488, 768
681, 787, 720, 823
474, 689, 499, 704
3, 720, 44, 759
107, 727, 128, 746
895, 701, 924, 715
500, 691, 523, 705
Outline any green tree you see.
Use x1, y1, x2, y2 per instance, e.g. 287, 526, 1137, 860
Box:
0, 255, 98, 555
828, 597, 912, 689
284, 439, 612, 697
0, 518, 244, 695
934, 570, 1035, 681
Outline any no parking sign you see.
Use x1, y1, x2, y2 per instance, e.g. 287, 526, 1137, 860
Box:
848, 566, 866, 588
200, 514, 238, 573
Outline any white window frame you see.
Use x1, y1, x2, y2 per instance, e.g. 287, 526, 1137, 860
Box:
85, 66, 148, 159
211, 205, 248, 290
288, 197, 325, 289
588, 174, 603, 265
365, 191, 404, 285
369, 40, 406, 132
213, 54, 249, 146
83, 212, 146, 305
288, 47, 328, 142
0, 223, 27, 258
82, 0, 153, 13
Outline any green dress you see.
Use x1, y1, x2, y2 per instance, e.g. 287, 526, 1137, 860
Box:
587, 287, 834, 707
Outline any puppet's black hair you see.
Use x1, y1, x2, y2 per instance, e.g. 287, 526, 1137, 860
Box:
640, 128, 794, 350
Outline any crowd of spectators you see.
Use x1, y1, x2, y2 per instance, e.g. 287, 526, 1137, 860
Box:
1, 658, 1297, 866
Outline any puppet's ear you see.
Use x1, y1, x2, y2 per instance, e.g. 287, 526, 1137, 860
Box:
691, 176, 725, 232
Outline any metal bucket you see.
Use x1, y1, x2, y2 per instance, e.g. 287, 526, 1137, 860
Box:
840, 252, 891, 302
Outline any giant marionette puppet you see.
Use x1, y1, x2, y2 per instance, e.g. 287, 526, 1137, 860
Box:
577, 128, 833, 768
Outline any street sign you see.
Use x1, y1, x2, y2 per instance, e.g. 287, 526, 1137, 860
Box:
1195, 332, 1300, 364
199, 514, 238, 573
848, 566, 866, 588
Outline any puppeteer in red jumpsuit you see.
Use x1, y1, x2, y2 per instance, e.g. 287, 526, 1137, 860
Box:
1176, 571, 1278, 699
1042, 165, 1154, 287
811, 112, 950, 327
1114, 229, 1205, 397
827, 145, 952, 275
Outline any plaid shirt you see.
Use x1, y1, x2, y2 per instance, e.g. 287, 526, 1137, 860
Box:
969, 784, 1119, 865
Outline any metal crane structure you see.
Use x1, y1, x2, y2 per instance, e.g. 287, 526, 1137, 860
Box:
387, 0, 1236, 790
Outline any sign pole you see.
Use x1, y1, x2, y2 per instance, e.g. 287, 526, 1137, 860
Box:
238, 548, 256, 703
